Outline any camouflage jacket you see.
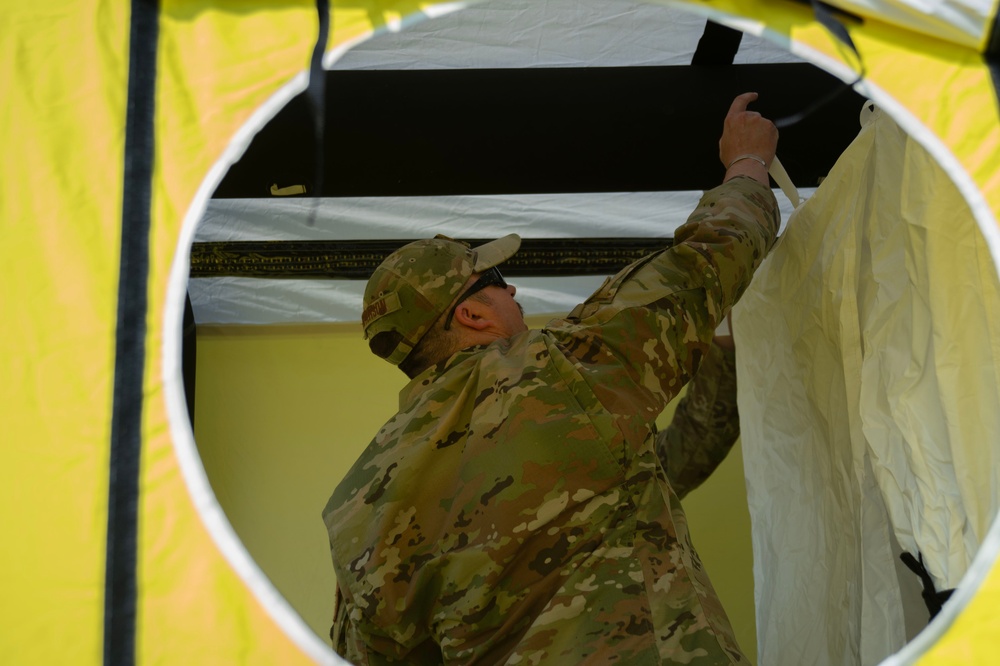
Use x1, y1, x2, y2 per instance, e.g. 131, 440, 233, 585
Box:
324, 177, 778, 665
657, 341, 740, 501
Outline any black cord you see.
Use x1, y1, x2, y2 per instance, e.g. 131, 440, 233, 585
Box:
774, 1, 866, 129
307, 0, 331, 224
900, 551, 955, 621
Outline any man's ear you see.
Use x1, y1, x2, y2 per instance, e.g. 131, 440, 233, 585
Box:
452, 300, 493, 331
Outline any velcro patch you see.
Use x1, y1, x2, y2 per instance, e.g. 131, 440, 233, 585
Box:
362, 292, 402, 331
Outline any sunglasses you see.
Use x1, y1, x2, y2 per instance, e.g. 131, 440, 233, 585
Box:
442, 266, 508, 330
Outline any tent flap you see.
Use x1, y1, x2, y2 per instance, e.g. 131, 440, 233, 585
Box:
735, 106, 1000, 665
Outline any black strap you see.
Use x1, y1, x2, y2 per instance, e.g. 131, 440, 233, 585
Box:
900, 551, 956, 621
306, 0, 330, 214
774, 1, 866, 128
987, 8, 1000, 109
810, 0, 861, 56
691, 20, 743, 66
987, 3, 1000, 61
104, 1, 159, 665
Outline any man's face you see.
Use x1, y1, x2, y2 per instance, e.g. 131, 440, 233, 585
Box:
487, 280, 528, 338
450, 268, 527, 338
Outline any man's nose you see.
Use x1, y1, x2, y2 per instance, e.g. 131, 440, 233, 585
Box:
508, 284, 517, 297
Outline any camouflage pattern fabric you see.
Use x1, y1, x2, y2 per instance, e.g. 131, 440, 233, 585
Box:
323, 177, 779, 665
657, 342, 740, 501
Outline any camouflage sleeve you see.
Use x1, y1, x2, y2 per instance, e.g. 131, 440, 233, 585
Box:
331, 586, 370, 664
551, 177, 778, 422
332, 583, 445, 664
656, 341, 740, 499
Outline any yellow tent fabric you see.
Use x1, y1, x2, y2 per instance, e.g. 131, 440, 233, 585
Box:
2, 0, 999, 664
820, 0, 997, 50
3, 1, 334, 663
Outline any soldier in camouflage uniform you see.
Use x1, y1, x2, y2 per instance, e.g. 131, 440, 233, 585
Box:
324, 93, 779, 664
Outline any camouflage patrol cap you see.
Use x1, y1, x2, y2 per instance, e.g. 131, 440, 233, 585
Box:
362, 234, 521, 365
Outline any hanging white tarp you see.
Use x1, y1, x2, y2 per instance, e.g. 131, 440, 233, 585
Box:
734, 105, 1000, 665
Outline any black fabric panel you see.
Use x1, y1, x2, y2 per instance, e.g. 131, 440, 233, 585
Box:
214, 63, 865, 196
105, 1, 159, 664
691, 20, 743, 66
307, 0, 330, 198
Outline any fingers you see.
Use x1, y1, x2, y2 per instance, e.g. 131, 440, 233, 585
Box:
727, 92, 759, 117
719, 92, 778, 185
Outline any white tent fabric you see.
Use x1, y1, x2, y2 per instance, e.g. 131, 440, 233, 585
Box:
190, 191, 802, 324
734, 106, 1000, 665
329, 0, 799, 70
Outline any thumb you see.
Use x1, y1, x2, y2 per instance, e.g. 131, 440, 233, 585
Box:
727, 92, 759, 117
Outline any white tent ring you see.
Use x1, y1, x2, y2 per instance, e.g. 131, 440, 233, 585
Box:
164, 69, 344, 665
